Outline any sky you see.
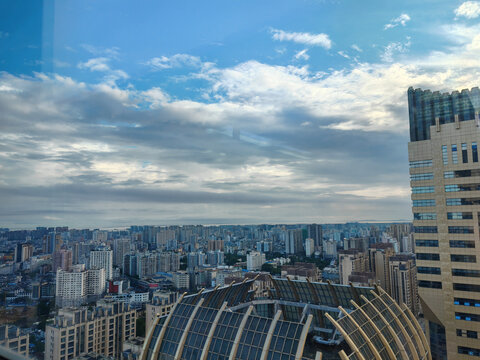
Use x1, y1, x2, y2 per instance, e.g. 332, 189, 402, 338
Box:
1, 0, 480, 228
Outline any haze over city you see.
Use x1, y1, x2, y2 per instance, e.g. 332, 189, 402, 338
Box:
2, 0, 480, 228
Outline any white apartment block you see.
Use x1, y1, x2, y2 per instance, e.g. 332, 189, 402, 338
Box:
90, 248, 113, 280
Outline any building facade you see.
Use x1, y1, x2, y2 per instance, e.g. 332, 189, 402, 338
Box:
389, 253, 420, 316
45, 301, 136, 360
90, 248, 113, 280
408, 86, 480, 359
0, 325, 29, 357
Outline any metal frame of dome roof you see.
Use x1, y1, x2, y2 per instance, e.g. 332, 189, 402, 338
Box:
140, 279, 431, 360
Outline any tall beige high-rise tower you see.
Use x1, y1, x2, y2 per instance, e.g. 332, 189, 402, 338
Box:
408, 86, 480, 359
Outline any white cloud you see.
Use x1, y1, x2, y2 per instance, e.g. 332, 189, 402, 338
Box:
294, 49, 310, 60
351, 44, 363, 52
381, 37, 411, 62
338, 51, 350, 59
271, 29, 332, 49
141, 87, 170, 108
384, 13, 411, 30
78, 57, 128, 84
78, 57, 111, 72
81, 44, 120, 58
455, 1, 480, 18
146, 54, 202, 70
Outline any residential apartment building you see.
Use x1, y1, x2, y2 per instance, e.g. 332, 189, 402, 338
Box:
90, 247, 113, 280
338, 249, 367, 285
388, 253, 420, 315
246, 251, 265, 271
368, 242, 396, 294
56, 264, 106, 307
408, 86, 480, 359
0, 325, 29, 357
145, 291, 178, 332
53, 248, 73, 272
45, 301, 136, 360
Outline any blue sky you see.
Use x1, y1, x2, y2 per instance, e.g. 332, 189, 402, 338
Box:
1, 0, 480, 228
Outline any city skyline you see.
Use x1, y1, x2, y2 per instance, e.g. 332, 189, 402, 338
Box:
2, 1, 480, 228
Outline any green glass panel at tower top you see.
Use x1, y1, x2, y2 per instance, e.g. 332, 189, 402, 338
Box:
408, 86, 480, 142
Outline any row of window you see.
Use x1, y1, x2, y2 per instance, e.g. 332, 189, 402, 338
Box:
454, 283, 480, 292
414, 226, 437, 233
447, 197, 480, 206
419, 280, 442, 289
457, 329, 478, 339
411, 173, 433, 181
417, 266, 441, 275
455, 312, 480, 322
445, 169, 480, 179
412, 186, 435, 194
417, 253, 440, 261
442, 142, 478, 165
413, 199, 436, 207
416, 240, 476, 248
448, 212, 473, 219
452, 269, 480, 277
414, 212, 473, 220
415, 239, 438, 247
445, 184, 480, 192
458, 346, 480, 357
414, 213, 436, 220
455, 298, 480, 307
450, 240, 476, 248
409, 160, 433, 168
416, 253, 477, 263
449, 226, 474, 234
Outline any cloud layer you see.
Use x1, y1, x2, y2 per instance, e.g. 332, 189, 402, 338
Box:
2, 15, 480, 228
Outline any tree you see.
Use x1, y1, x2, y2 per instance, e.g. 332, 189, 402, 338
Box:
261, 263, 280, 275
136, 316, 146, 337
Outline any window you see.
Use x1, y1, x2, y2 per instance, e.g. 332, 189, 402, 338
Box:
446, 198, 462, 206
418, 266, 441, 275
454, 283, 480, 292
452, 144, 458, 164
419, 280, 442, 289
447, 212, 473, 220
473, 142, 478, 163
452, 269, 480, 277
442, 145, 448, 165
409, 160, 433, 168
411, 173, 433, 181
445, 185, 460, 192
462, 143, 468, 163
416, 239, 438, 247
417, 253, 440, 261
447, 197, 480, 206
412, 186, 434, 194
450, 240, 475, 248
444, 171, 454, 179
414, 212, 436, 220
445, 183, 480, 192
413, 199, 436, 207
458, 346, 480, 357
454, 298, 480, 307
451, 254, 476, 263
457, 329, 479, 339
455, 313, 480, 322
448, 226, 474, 234
414, 226, 437, 233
